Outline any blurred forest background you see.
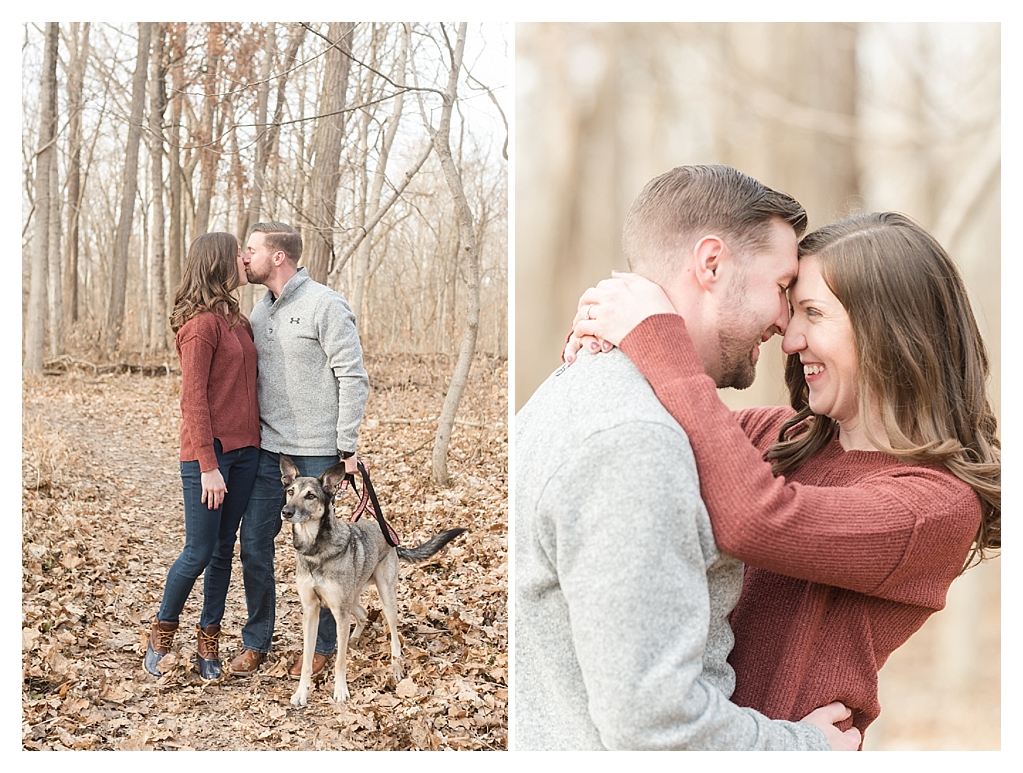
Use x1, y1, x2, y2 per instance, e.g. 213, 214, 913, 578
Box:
515, 22, 1000, 750
22, 22, 508, 366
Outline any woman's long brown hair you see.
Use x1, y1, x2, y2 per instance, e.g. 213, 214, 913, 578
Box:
169, 232, 241, 333
766, 212, 1000, 570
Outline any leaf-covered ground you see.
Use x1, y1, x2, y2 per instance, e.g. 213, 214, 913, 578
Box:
22, 354, 508, 751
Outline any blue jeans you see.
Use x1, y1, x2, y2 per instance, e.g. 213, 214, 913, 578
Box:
239, 450, 338, 654
158, 441, 259, 628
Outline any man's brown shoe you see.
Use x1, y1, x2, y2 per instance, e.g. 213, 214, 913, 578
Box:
229, 649, 265, 676
288, 652, 330, 680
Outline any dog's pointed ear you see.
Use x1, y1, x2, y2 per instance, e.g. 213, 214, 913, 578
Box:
319, 463, 349, 495
280, 454, 299, 486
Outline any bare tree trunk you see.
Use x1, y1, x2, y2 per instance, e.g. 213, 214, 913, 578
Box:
183, 134, 200, 241
47, 137, 63, 357
194, 23, 223, 234
238, 23, 277, 315
63, 22, 90, 326
167, 23, 186, 298
139, 193, 150, 357
105, 22, 152, 351
243, 22, 275, 238
293, 81, 309, 230
352, 56, 373, 309
430, 23, 480, 486
267, 24, 307, 161
263, 23, 307, 227
353, 23, 407, 331
148, 24, 169, 352
25, 22, 59, 373
303, 22, 355, 284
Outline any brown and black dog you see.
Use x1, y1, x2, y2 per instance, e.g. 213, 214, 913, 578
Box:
279, 454, 465, 706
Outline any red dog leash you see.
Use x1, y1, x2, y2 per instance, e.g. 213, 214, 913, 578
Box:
338, 460, 400, 547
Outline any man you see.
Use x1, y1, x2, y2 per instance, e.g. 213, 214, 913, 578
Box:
228, 222, 370, 679
514, 165, 856, 750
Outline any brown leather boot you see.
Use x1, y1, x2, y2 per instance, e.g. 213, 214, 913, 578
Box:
288, 651, 330, 680
228, 649, 265, 676
144, 619, 178, 676
196, 624, 222, 680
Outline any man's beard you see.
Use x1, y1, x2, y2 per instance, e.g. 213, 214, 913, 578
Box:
714, 278, 761, 390
246, 265, 270, 285
715, 322, 758, 390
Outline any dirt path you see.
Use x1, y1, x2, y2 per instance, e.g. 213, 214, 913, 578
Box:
22, 362, 508, 750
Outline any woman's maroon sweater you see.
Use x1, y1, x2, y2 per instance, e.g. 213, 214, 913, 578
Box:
176, 311, 260, 472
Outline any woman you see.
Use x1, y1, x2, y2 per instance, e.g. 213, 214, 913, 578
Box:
569, 212, 1000, 740
144, 232, 261, 680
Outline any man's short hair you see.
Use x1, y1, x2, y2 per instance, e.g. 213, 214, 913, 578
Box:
249, 221, 303, 264
622, 165, 807, 282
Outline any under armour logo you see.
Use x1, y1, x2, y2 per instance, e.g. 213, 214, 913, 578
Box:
290, 317, 301, 324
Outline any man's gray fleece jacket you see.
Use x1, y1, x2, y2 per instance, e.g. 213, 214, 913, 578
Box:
513, 349, 829, 750
249, 268, 369, 456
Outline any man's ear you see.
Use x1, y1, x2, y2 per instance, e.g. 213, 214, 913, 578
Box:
692, 235, 728, 292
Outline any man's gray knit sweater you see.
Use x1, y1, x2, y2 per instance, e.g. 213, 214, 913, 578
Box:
513, 350, 829, 750
249, 268, 369, 456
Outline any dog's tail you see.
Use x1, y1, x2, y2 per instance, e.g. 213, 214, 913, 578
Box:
396, 528, 467, 563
